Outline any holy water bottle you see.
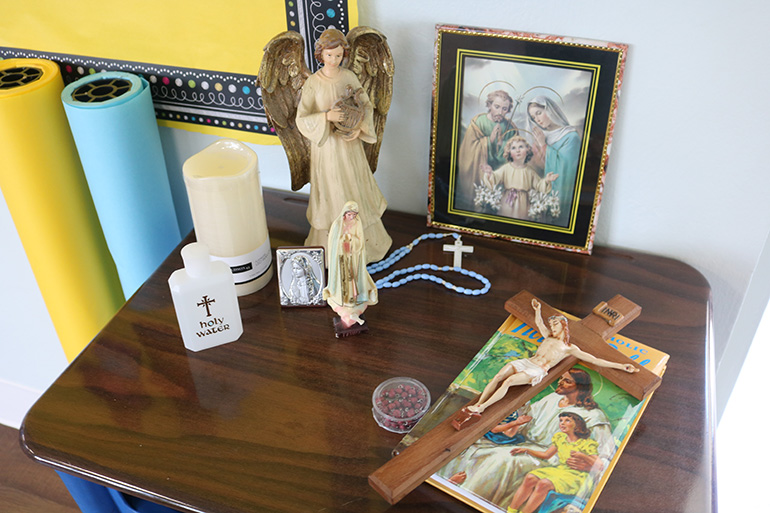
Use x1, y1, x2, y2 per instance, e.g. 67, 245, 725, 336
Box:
168, 242, 243, 351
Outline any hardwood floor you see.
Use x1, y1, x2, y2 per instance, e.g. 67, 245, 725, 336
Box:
0, 423, 80, 513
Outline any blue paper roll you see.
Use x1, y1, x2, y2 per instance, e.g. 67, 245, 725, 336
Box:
62, 72, 181, 297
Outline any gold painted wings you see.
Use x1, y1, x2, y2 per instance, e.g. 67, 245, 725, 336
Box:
257, 31, 311, 191
346, 26, 394, 175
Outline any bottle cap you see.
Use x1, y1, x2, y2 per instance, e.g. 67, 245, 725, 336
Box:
181, 242, 211, 278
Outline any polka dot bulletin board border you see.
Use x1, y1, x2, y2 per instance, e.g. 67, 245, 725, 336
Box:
0, 0, 350, 140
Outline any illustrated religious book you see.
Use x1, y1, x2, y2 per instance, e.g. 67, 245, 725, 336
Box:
394, 312, 668, 513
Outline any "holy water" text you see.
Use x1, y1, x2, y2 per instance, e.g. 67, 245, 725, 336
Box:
196, 317, 230, 337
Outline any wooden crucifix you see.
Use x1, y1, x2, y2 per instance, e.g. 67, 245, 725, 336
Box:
368, 290, 662, 504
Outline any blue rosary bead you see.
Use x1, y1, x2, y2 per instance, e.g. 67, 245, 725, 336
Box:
365, 232, 490, 295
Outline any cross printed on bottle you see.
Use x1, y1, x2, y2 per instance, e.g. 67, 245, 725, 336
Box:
197, 295, 216, 317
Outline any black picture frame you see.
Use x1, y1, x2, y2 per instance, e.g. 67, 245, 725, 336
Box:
427, 25, 627, 254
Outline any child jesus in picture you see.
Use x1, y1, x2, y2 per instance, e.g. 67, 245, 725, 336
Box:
507, 412, 598, 513
483, 136, 558, 220
457, 299, 638, 420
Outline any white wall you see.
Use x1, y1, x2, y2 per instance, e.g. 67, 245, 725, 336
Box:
2, 0, 768, 427
0, 189, 68, 428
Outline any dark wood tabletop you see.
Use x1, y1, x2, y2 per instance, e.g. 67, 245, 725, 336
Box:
20, 189, 715, 513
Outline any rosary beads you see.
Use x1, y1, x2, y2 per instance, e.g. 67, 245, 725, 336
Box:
366, 233, 491, 295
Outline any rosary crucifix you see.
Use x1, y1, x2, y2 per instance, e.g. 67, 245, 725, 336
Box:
369, 290, 662, 504
443, 236, 473, 268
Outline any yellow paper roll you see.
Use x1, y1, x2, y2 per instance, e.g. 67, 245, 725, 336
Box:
0, 58, 124, 361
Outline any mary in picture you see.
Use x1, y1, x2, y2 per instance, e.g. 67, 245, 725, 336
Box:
524, 95, 582, 228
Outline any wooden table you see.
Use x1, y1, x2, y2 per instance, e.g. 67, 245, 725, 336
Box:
20, 189, 715, 513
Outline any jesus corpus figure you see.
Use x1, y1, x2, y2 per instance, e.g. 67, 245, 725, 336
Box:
462, 298, 639, 417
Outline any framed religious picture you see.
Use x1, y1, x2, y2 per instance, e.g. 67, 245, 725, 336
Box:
427, 25, 628, 254
276, 247, 326, 307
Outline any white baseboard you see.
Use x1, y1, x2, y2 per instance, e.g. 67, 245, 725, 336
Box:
0, 378, 43, 430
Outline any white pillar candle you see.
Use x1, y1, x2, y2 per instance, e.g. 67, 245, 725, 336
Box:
183, 139, 273, 295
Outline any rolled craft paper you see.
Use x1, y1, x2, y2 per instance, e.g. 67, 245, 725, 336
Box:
62, 71, 181, 297
0, 58, 124, 361
183, 139, 273, 295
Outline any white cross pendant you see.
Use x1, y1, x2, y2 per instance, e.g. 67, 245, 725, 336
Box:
443, 236, 474, 269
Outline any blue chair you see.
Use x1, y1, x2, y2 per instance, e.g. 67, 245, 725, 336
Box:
56, 472, 179, 513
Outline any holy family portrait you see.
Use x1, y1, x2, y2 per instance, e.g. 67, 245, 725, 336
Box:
428, 26, 627, 254
454, 58, 591, 229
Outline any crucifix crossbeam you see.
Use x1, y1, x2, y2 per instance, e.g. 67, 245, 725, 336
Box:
369, 290, 662, 504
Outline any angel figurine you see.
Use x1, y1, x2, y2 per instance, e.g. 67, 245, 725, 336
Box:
258, 27, 394, 264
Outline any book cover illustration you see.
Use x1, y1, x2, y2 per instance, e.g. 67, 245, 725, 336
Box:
396, 314, 668, 513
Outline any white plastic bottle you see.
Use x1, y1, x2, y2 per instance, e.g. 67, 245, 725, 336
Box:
168, 242, 243, 351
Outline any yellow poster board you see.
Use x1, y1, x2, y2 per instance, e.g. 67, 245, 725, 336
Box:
0, 59, 125, 361
1, 1, 358, 144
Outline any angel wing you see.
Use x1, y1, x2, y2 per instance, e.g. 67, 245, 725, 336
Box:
345, 26, 394, 174
257, 31, 312, 191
